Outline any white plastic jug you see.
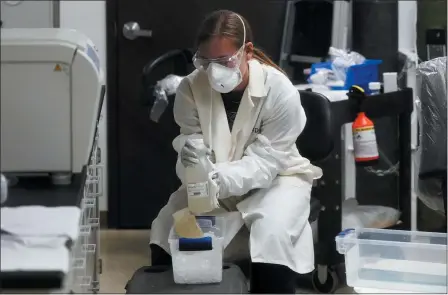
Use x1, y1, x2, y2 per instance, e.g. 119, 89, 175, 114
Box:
185, 142, 219, 214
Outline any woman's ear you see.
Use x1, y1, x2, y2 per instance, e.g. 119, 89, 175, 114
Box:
245, 42, 254, 60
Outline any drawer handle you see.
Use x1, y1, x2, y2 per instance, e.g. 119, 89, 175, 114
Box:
79, 225, 91, 236
83, 198, 96, 208
82, 244, 96, 253
73, 258, 86, 269
84, 165, 104, 198
77, 276, 92, 286
88, 218, 100, 227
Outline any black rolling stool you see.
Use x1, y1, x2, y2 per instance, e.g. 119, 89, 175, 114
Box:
125, 264, 248, 294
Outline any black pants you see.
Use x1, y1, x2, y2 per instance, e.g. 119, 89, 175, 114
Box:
150, 245, 297, 294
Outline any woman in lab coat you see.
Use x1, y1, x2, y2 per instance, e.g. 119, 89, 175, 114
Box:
150, 10, 322, 293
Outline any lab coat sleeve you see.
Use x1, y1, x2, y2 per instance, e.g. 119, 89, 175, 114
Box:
172, 78, 204, 184
216, 91, 306, 198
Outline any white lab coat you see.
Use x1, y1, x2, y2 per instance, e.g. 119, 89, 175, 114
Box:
150, 59, 322, 274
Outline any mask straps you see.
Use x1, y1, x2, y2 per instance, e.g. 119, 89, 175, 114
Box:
209, 87, 213, 152
208, 13, 245, 153
235, 13, 246, 50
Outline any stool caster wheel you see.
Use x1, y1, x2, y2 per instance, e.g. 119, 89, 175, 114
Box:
311, 266, 339, 293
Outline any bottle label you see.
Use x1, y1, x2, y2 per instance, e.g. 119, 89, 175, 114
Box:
187, 181, 209, 198
353, 127, 379, 158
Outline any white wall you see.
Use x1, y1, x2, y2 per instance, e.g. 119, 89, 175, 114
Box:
60, 1, 108, 211
398, 1, 417, 53
1, 0, 54, 28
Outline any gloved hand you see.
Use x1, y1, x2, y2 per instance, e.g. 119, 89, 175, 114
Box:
180, 139, 215, 167
210, 172, 229, 200
211, 173, 221, 198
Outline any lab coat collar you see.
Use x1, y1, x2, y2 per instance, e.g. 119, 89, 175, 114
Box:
247, 59, 268, 99
228, 60, 267, 159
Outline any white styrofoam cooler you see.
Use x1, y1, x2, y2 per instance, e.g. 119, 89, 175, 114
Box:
169, 217, 225, 284
336, 228, 447, 293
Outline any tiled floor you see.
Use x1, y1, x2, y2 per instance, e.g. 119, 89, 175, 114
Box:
98, 230, 355, 294
99, 230, 150, 293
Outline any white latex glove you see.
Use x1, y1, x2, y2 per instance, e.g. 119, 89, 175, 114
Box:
180, 139, 215, 167
211, 173, 220, 196
208, 173, 221, 205
210, 172, 228, 200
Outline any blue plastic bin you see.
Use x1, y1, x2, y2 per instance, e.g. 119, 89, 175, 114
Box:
310, 59, 382, 91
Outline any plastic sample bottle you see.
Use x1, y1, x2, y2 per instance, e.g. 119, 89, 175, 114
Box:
368, 82, 381, 95
185, 142, 216, 214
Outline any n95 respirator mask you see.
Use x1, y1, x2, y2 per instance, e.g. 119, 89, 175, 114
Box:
206, 62, 243, 93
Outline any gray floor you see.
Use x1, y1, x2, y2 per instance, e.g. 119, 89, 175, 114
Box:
99, 230, 355, 294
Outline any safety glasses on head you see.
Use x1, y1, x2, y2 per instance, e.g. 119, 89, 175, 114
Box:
193, 45, 245, 71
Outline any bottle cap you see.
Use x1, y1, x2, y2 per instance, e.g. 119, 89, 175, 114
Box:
369, 82, 381, 90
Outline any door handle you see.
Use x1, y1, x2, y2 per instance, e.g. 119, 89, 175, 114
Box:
123, 21, 152, 40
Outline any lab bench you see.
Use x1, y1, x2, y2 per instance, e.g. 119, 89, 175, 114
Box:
0, 140, 103, 293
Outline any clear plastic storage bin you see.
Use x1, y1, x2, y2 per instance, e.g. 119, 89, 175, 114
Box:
336, 228, 447, 293
169, 216, 224, 284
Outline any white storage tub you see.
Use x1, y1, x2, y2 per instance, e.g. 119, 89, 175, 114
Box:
336, 228, 447, 293
169, 216, 225, 284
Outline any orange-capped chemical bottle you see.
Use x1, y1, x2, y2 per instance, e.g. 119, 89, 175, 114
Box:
353, 112, 379, 164
348, 85, 379, 166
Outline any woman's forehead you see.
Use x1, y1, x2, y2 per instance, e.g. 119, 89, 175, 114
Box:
198, 36, 238, 59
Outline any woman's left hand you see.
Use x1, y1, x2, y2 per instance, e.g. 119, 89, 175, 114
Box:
210, 172, 229, 200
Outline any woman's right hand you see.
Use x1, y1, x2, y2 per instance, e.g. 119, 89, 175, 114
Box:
180, 139, 215, 167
